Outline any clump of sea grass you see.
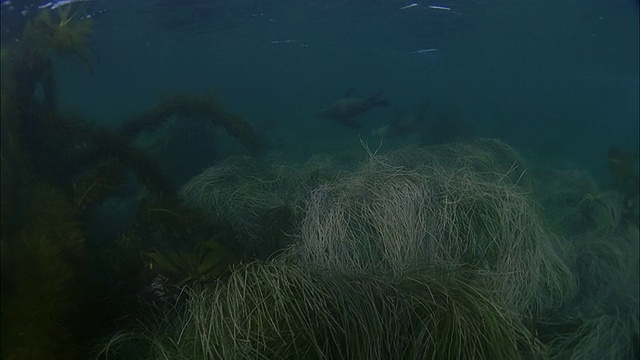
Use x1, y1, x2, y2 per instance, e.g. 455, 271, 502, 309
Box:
290, 140, 575, 315
96, 262, 538, 360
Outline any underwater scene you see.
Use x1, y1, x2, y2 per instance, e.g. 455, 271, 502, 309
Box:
1, 0, 638, 359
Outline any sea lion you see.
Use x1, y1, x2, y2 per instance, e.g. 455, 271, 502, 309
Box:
316, 89, 390, 128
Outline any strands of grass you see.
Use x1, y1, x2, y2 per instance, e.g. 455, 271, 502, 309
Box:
542, 226, 638, 360
93, 303, 191, 360
536, 169, 623, 237
99, 262, 538, 359
382, 139, 532, 188
434, 168, 576, 313
291, 146, 575, 315
92, 138, 639, 360
574, 236, 634, 299
178, 157, 298, 242
397, 268, 541, 359
178, 156, 342, 246
548, 304, 639, 360
293, 162, 434, 274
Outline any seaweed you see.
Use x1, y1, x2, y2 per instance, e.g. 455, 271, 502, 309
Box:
118, 93, 264, 155
1, 185, 88, 360
21, 7, 95, 73
0, 8, 258, 358
129, 195, 240, 288
144, 239, 230, 286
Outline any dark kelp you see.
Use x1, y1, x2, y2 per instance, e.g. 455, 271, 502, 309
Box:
1, 8, 261, 359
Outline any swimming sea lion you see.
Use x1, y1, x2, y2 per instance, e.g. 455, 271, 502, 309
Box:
316, 90, 390, 128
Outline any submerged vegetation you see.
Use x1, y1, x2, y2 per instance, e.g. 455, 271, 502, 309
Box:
97, 140, 638, 359
21, 6, 95, 73
1, 4, 638, 360
98, 263, 534, 360
0, 6, 263, 359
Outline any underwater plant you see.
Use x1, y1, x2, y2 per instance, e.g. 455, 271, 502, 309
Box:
118, 93, 264, 155
530, 156, 639, 359
21, 7, 95, 73
96, 262, 538, 360
96, 139, 590, 359
536, 169, 624, 237
1, 185, 87, 360
144, 240, 230, 286
179, 157, 299, 245
1, 8, 264, 359
93, 138, 640, 360
289, 140, 575, 316
179, 155, 340, 254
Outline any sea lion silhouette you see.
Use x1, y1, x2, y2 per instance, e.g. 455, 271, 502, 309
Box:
316, 88, 390, 128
